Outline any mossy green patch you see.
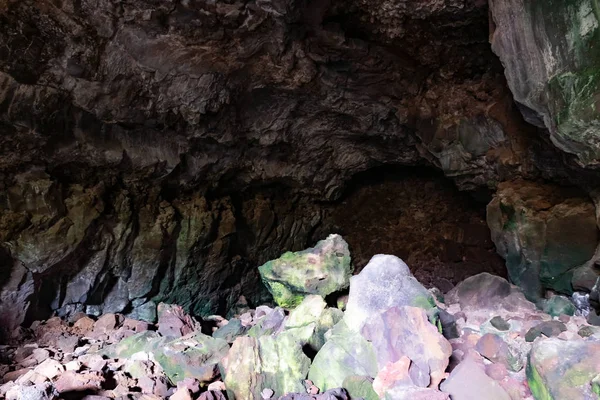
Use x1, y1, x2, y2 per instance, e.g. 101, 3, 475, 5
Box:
527, 359, 554, 400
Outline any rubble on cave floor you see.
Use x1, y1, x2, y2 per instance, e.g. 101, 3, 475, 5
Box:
2, 237, 600, 400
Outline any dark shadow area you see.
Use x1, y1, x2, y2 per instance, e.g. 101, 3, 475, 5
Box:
318, 165, 506, 292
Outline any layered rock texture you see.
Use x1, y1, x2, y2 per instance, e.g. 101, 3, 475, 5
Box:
3, 0, 600, 342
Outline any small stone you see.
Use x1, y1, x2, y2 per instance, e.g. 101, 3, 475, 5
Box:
2, 368, 32, 383
79, 354, 107, 371
543, 295, 576, 317
92, 313, 120, 335
16, 370, 48, 385
65, 360, 82, 371
207, 381, 226, 392
475, 334, 522, 372
198, 391, 227, 400
73, 345, 90, 357
170, 387, 193, 400
73, 316, 95, 334
261, 388, 274, 399
56, 334, 80, 353
490, 316, 510, 331
34, 358, 65, 379
438, 309, 459, 339
525, 321, 567, 342
258, 234, 353, 308
578, 325, 600, 338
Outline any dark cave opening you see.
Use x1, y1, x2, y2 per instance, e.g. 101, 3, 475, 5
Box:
317, 165, 507, 292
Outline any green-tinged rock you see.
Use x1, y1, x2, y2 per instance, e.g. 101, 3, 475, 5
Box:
490, 0, 600, 167
258, 234, 352, 308
578, 325, 600, 338
220, 333, 311, 400
342, 376, 378, 400
490, 316, 511, 331
487, 181, 598, 301
308, 321, 378, 391
543, 295, 576, 317
527, 338, 600, 399
105, 330, 229, 383
213, 318, 249, 343
592, 375, 600, 396
154, 332, 230, 383
284, 295, 343, 352
525, 321, 567, 343
106, 331, 162, 358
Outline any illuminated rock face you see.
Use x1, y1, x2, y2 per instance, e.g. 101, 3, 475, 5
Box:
490, 0, 600, 167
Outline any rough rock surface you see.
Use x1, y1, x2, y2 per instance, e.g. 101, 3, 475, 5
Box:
528, 338, 600, 399
487, 180, 599, 300
490, 0, 600, 167
344, 255, 436, 332
0, 0, 547, 332
258, 235, 352, 308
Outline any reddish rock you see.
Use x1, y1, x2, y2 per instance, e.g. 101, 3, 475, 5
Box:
2, 368, 32, 383
73, 316, 95, 334
79, 354, 108, 372
92, 313, 121, 337
54, 371, 105, 393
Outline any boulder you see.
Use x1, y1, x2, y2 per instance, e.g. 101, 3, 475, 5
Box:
487, 181, 598, 300
344, 255, 436, 332
440, 357, 510, 400
152, 332, 230, 383
220, 333, 311, 399
446, 273, 535, 314
528, 338, 600, 399
284, 295, 343, 352
107, 330, 229, 383
361, 306, 452, 388
258, 234, 352, 308
308, 321, 378, 392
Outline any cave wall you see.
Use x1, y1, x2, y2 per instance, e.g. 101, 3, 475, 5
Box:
2, 0, 600, 337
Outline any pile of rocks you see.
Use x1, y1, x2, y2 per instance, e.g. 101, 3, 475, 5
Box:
2, 234, 600, 399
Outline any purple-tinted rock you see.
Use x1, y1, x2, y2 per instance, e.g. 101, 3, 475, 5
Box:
157, 303, 202, 338
361, 306, 451, 389
440, 357, 510, 400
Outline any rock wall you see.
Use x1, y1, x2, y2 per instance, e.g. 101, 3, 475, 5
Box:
490, 0, 600, 167
2, 0, 600, 337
